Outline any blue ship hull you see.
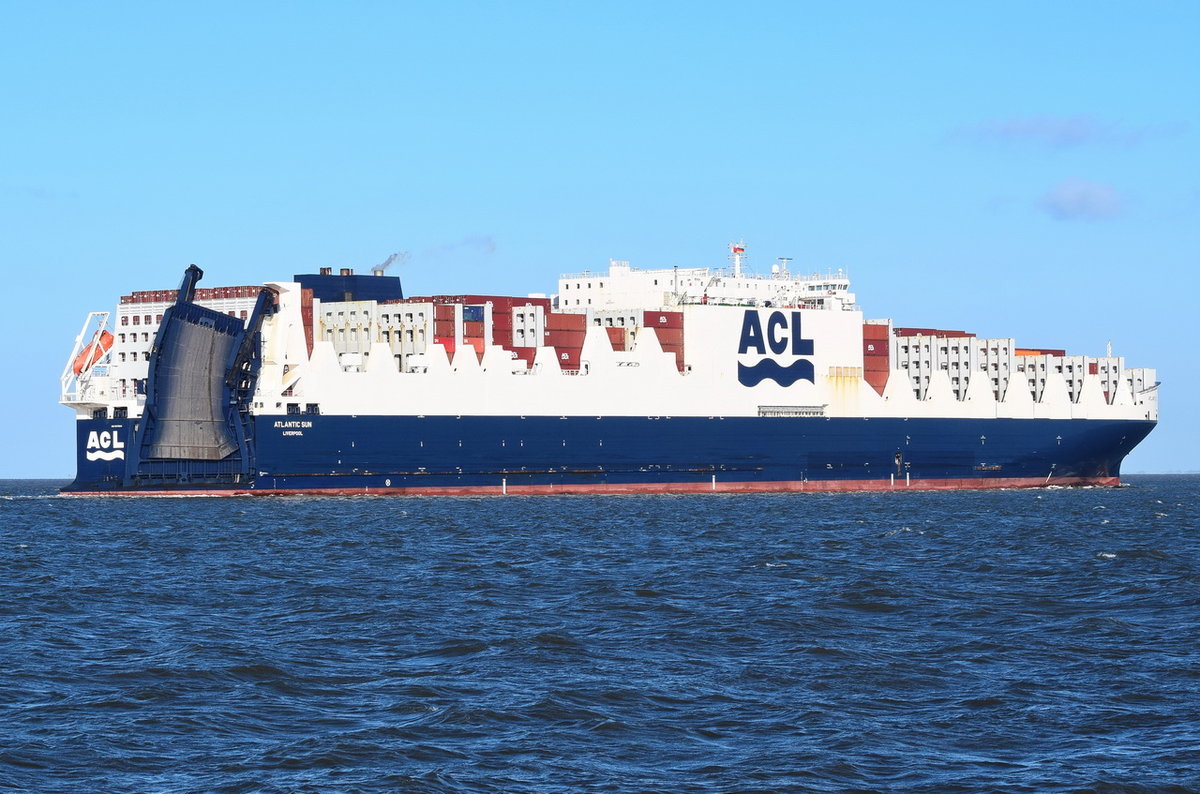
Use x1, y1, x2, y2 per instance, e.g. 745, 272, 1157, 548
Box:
64, 414, 1155, 494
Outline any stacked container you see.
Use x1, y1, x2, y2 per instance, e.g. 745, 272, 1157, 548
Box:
862, 321, 890, 396
300, 288, 314, 356
433, 304, 455, 341
643, 311, 685, 371
545, 311, 587, 371
606, 327, 629, 352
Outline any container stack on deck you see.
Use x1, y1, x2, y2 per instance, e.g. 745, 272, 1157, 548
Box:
643, 310, 685, 371
862, 321, 890, 395
544, 311, 587, 371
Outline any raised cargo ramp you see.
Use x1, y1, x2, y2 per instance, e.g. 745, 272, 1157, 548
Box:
141, 301, 242, 460
122, 266, 273, 488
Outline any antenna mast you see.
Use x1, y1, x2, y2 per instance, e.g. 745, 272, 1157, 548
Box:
729, 240, 746, 278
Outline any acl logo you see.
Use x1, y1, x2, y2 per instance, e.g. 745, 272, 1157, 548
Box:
737, 310, 815, 387
85, 429, 126, 461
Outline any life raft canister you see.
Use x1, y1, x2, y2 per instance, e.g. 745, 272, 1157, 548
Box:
73, 330, 114, 375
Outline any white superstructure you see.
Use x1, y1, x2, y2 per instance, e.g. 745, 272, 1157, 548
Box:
62, 246, 1158, 427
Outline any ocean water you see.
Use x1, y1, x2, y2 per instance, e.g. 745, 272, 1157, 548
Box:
1, 477, 1197, 793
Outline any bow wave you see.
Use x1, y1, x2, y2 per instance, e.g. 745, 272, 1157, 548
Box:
738, 359, 815, 388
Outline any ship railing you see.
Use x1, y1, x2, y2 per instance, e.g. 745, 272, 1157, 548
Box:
559, 265, 850, 284
60, 311, 111, 404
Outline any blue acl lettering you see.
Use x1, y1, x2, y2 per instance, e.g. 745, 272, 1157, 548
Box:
738, 312, 766, 354
737, 310, 816, 387
791, 312, 813, 356
767, 312, 788, 354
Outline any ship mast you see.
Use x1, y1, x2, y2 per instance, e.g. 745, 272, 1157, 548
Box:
730, 240, 746, 278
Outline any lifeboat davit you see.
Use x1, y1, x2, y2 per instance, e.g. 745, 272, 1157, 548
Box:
73, 330, 114, 375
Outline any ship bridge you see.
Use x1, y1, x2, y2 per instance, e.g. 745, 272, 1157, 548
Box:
555, 243, 856, 312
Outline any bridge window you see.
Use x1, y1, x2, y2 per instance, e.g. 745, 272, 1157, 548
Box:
287, 403, 301, 415
114, 407, 128, 419
305, 403, 320, 415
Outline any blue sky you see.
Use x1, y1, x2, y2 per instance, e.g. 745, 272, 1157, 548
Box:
2, 1, 1196, 476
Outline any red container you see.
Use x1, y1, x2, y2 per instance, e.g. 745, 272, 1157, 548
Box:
300, 288, 315, 356
545, 329, 586, 346
464, 321, 484, 337
654, 327, 684, 347
606, 327, 627, 351
865, 370, 889, 396
895, 327, 975, 339
456, 295, 551, 312
643, 310, 683, 329
862, 323, 891, 340
555, 346, 582, 370
434, 335, 455, 353
546, 312, 586, 331
1016, 348, 1066, 357
1088, 362, 1099, 375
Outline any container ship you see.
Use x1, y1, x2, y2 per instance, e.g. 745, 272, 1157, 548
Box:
60, 245, 1157, 495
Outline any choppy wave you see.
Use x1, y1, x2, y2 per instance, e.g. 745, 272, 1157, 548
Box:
1, 475, 1198, 792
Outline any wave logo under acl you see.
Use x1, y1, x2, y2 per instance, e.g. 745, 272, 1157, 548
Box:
85, 429, 125, 461
737, 310, 815, 387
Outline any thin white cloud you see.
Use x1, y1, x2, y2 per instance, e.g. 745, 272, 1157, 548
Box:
958, 116, 1186, 148
1040, 179, 1123, 221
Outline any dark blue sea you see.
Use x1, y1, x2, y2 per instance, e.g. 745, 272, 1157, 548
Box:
2, 477, 1197, 793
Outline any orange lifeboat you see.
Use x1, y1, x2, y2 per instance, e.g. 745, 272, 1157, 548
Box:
73, 330, 114, 375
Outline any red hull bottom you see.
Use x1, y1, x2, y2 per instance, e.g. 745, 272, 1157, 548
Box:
65, 475, 1122, 497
